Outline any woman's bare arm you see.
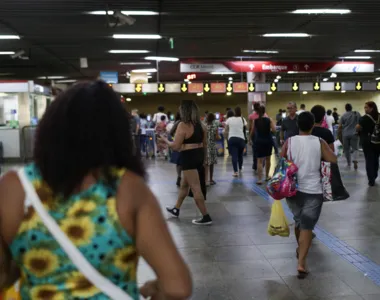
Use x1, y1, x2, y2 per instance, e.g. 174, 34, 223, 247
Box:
118, 173, 192, 299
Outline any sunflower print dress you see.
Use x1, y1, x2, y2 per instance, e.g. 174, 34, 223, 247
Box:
10, 164, 139, 300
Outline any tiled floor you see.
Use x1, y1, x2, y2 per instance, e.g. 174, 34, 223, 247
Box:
139, 153, 380, 300
5, 153, 380, 300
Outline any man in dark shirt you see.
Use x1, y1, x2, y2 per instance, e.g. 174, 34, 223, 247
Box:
333, 107, 340, 125
311, 105, 335, 150
280, 102, 299, 145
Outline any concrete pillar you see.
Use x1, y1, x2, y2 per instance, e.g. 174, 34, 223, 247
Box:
247, 72, 266, 115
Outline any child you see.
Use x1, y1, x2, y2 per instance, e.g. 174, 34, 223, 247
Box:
155, 115, 169, 159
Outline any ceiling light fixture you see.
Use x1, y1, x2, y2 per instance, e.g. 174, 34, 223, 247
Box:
88, 10, 159, 15
228, 77, 233, 81
263, 33, 310, 38
120, 62, 151, 65
330, 73, 337, 78
210, 72, 236, 75
355, 49, 380, 53
267, 91, 273, 95
276, 75, 281, 79
292, 9, 351, 14
341, 90, 346, 93
126, 98, 132, 102
0, 35, 20, 39
37, 76, 66, 79
274, 79, 279, 83
226, 92, 232, 96
113, 34, 162, 39
131, 68, 157, 73
323, 78, 329, 82
339, 56, 371, 59
0, 51, 15, 55
197, 93, 203, 96
109, 50, 150, 54
56, 79, 77, 83
242, 50, 279, 54
303, 91, 308, 95
145, 56, 179, 61
376, 77, 380, 80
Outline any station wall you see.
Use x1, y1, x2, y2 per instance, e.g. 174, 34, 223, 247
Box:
124, 92, 380, 119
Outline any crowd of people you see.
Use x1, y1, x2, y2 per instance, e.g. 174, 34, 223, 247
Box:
1, 80, 379, 298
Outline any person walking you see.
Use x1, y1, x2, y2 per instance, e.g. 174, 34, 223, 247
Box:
357, 101, 380, 186
339, 103, 361, 169
250, 106, 276, 184
0, 81, 192, 299
162, 100, 212, 225
153, 105, 168, 124
326, 109, 335, 134
311, 105, 335, 150
280, 102, 299, 145
249, 103, 268, 171
205, 112, 220, 186
225, 107, 248, 177
281, 112, 337, 278
131, 109, 141, 155
297, 104, 306, 115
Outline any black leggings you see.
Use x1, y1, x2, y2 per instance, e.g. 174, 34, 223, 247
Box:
362, 141, 380, 183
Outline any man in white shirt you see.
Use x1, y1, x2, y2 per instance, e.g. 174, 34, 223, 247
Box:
153, 106, 168, 124
326, 109, 335, 133
296, 104, 306, 115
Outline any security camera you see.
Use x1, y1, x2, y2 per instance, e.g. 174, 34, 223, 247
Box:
113, 11, 136, 26
11, 50, 25, 59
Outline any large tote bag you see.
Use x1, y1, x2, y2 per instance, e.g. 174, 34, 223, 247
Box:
321, 162, 349, 201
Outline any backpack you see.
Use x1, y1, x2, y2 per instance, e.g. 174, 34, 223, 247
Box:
366, 114, 380, 144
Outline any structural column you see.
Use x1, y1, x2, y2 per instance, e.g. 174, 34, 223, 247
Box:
247, 72, 266, 115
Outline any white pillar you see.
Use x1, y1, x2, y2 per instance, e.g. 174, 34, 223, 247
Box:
247, 72, 266, 115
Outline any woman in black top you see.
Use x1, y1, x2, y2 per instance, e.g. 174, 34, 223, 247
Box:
160, 100, 212, 225
250, 106, 276, 184
357, 101, 380, 186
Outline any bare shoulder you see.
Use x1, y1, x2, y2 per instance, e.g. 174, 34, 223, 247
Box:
0, 171, 23, 197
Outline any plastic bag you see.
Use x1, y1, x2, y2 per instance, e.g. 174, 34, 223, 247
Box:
267, 201, 290, 237
321, 162, 349, 201
333, 140, 343, 157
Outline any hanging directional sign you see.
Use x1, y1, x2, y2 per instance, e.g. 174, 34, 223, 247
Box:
226, 83, 233, 93
203, 83, 211, 93
180, 83, 188, 93
377, 82, 380, 91
135, 83, 143, 93
313, 82, 320, 91
248, 83, 255, 92
270, 82, 277, 92
158, 83, 165, 93
355, 82, 363, 91
292, 82, 299, 92
334, 82, 342, 91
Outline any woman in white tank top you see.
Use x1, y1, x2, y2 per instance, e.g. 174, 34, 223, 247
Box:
280, 111, 337, 279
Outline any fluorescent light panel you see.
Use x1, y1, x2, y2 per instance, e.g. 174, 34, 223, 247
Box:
210, 72, 236, 75
37, 76, 66, 79
263, 33, 310, 37
355, 49, 380, 53
113, 34, 161, 39
131, 68, 157, 73
109, 50, 150, 54
339, 56, 371, 59
56, 79, 77, 83
0, 35, 20, 39
0, 51, 15, 55
242, 50, 279, 54
89, 10, 158, 15
292, 9, 351, 14
145, 56, 179, 62
120, 62, 151, 65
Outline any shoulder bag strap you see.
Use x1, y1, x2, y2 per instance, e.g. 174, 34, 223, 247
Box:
17, 168, 132, 300
288, 137, 293, 161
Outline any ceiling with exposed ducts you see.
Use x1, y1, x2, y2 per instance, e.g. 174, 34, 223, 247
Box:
0, 0, 380, 84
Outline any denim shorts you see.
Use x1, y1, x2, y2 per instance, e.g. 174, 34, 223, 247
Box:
286, 191, 323, 230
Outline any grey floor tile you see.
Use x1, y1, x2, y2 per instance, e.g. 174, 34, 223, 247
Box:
213, 245, 266, 262
218, 260, 279, 280
179, 247, 215, 263
362, 295, 380, 300
337, 272, 380, 296
282, 274, 358, 299
205, 232, 254, 247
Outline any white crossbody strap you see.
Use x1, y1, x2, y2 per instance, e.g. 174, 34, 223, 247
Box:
17, 168, 132, 300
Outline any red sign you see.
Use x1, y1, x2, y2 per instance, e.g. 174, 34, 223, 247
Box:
188, 83, 203, 93
211, 83, 226, 93
225, 61, 374, 73
233, 82, 248, 93
187, 74, 197, 80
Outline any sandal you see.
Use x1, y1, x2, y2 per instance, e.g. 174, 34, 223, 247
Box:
256, 180, 263, 185
233, 173, 239, 177
297, 269, 309, 279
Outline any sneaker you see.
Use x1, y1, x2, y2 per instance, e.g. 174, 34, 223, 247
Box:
166, 207, 180, 218
192, 214, 212, 225
353, 161, 358, 170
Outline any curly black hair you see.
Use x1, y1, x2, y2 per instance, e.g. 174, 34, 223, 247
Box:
34, 80, 145, 197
